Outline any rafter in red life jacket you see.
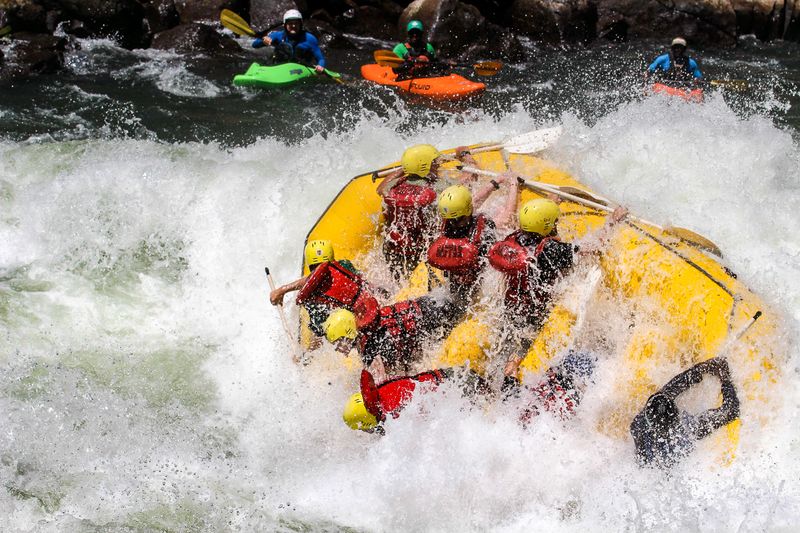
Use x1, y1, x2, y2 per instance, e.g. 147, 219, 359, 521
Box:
296, 260, 379, 326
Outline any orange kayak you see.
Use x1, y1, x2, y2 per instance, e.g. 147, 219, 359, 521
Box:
652, 83, 703, 102
361, 64, 485, 101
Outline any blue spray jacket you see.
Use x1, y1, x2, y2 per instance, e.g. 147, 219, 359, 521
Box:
648, 53, 702, 79
252, 30, 326, 68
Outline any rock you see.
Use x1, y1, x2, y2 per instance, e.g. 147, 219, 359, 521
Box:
251, 0, 299, 31
399, 0, 488, 57
304, 18, 356, 49
52, 0, 148, 48
1, 1, 48, 33
140, 0, 180, 35
731, 0, 799, 41
173, 0, 248, 24
0, 32, 66, 81
508, 0, 596, 43
596, 0, 736, 46
336, 5, 399, 40
151, 22, 241, 54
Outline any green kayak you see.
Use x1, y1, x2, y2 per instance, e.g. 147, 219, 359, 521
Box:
232, 62, 341, 87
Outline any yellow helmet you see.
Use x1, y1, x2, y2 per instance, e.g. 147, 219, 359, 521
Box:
519, 199, 560, 235
438, 185, 473, 219
401, 144, 440, 177
323, 308, 358, 342
343, 392, 378, 431
304, 239, 334, 267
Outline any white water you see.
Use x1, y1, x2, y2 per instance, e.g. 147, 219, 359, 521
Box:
1, 97, 799, 531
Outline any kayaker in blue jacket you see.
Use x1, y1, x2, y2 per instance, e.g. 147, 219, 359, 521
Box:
630, 357, 740, 469
646, 37, 703, 86
252, 9, 326, 73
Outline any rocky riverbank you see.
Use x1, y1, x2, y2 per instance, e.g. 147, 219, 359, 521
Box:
1, 0, 799, 81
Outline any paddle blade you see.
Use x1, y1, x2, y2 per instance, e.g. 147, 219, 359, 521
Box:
664, 226, 723, 257
220, 9, 255, 37
710, 79, 749, 92
0, 25, 11, 38
472, 61, 502, 76
374, 50, 403, 67
504, 126, 564, 154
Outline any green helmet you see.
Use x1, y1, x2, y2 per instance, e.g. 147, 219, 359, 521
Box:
407, 20, 424, 33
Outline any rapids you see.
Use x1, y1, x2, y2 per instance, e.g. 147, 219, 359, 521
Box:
1, 37, 799, 531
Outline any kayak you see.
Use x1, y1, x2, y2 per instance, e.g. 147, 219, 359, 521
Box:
360, 64, 485, 101
232, 62, 341, 87
298, 141, 783, 459
652, 82, 704, 102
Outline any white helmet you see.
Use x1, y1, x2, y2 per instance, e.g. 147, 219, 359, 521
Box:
283, 9, 303, 23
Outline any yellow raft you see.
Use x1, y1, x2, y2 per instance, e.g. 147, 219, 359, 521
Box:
300, 145, 783, 459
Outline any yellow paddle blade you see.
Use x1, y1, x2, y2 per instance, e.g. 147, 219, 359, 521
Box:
710, 79, 749, 92
664, 226, 723, 257
472, 61, 502, 76
0, 25, 11, 37
373, 50, 403, 66
220, 9, 255, 37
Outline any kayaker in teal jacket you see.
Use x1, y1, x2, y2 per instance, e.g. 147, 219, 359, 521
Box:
646, 37, 703, 86
392, 20, 447, 81
252, 9, 326, 73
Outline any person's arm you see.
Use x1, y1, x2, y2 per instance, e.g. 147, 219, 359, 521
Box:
495, 176, 521, 232
376, 168, 405, 197
427, 43, 436, 60
270, 276, 308, 306
392, 42, 408, 59
472, 172, 512, 210
576, 206, 628, 255
630, 411, 656, 464
306, 34, 326, 69
690, 358, 740, 439
689, 58, 703, 81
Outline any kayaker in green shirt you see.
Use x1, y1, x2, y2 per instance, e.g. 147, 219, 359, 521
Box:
392, 20, 446, 81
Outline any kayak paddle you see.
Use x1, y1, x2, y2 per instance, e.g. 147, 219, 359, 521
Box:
710, 79, 749, 91
373, 50, 502, 76
0, 25, 11, 38
220, 9, 255, 37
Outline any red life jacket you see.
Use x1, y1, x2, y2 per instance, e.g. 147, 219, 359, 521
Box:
295, 261, 379, 326
358, 299, 422, 356
360, 368, 446, 422
488, 231, 559, 313
427, 215, 487, 272
383, 180, 437, 251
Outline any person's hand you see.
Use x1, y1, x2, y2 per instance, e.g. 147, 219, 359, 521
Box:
494, 171, 514, 185
314, 65, 325, 74
610, 206, 628, 223
415, 56, 429, 63
269, 288, 285, 306
263, 36, 272, 46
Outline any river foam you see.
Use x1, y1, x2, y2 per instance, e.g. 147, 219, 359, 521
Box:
1, 98, 798, 531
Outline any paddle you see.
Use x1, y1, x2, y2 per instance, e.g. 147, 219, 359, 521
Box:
221, 9, 343, 85
373, 50, 502, 76
265, 267, 305, 364
709, 79, 749, 91
220, 9, 256, 37
453, 162, 723, 256
370, 126, 564, 181
0, 25, 11, 37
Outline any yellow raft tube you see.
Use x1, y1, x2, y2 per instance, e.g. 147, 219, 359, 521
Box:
299, 145, 784, 458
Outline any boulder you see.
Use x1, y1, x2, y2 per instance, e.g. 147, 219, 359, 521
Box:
1, 1, 48, 33
730, 0, 799, 41
304, 18, 356, 48
596, 0, 737, 46
508, 0, 596, 43
0, 32, 66, 81
336, 5, 399, 40
399, 0, 488, 57
150, 22, 241, 54
54, 0, 148, 48
173, 0, 248, 24
251, 0, 299, 31
140, 0, 180, 35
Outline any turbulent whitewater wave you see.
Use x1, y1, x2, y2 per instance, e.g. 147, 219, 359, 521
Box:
1, 89, 799, 530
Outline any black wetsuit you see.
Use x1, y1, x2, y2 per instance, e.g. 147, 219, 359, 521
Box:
630, 357, 740, 468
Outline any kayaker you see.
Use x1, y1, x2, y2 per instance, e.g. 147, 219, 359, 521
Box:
646, 37, 703, 87
269, 240, 379, 346
426, 182, 510, 309
322, 292, 460, 382
392, 20, 446, 81
630, 357, 740, 468
252, 9, 326, 73
377, 144, 478, 280
489, 190, 627, 388
343, 366, 491, 433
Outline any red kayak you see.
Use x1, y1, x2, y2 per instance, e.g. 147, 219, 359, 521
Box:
652, 83, 703, 103
361, 64, 485, 101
